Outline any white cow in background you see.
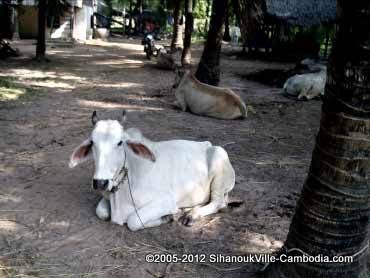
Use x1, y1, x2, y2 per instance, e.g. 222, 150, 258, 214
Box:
283, 62, 327, 100
69, 111, 236, 231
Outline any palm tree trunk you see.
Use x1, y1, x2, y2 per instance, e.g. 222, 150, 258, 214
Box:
231, 0, 247, 51
136, 0, 143, 33
12, 6, 20, 40
195, 0, 228, 86
36, 0, 46, 59
223, 2, 231, 42
232, 0, 264, 52
128, 0, 133, 35
203, 0, 210, 35
170, 0, 183, 52
181, 0, 193, 66
263, 1, 370, 277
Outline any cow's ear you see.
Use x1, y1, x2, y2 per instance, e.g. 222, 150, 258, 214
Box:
126, 140, 156, 162
69, 139, 93, 168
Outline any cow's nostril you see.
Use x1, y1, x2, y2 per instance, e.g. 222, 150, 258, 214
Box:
93, 179, 98, 190
93, 179, 109, 190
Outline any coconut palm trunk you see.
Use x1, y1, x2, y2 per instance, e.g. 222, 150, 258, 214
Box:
128, 0, 133, 35
195, 0, 228, 86
263, 1, 370, 277
136, 0, 143, 33
203, 0, 211, 34
181, 0, 193, 66
36, 0, 46, 59
223, 2, 231, 42
232, 0, 264, 52
170, 0, 183, 52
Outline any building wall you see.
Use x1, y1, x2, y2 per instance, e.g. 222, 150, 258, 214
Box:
73, 5, 93, 41
18, 6, 38, 39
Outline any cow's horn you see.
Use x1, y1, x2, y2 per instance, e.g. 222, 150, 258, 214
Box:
92, 111, 98, 126
121, 110, 127, 124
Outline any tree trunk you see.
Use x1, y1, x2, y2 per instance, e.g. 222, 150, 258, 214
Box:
170, 0, 183, 52
231, 0, 246, 50
232, 0, 264, 52
181, 0, 193, 66
323, 24, 331, 59
12, 6, 20, 40
195, 0, 228, 86
36, 0, 46, 59
128, 0, 133, 35
136, 0, 143, 33
263, 1, 370, 277
223, 2, 231, 42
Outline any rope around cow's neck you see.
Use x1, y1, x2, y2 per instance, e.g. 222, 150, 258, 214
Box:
111, 154, 146, 229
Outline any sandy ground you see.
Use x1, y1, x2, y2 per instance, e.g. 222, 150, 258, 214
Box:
0, 38, 322, 277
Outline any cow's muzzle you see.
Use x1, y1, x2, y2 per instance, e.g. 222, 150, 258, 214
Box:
93, 179, 109, 191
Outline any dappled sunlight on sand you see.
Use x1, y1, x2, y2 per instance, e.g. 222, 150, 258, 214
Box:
186, 213, 284, 254
78, 99, 164, 111
0, 69, 88, 90
84, 39, 145, 51
48, 220, 70, 229
95, 82, 143, 89
0, 220, 19, 232
93, 59, 144, 66
239, 232, 284, 253
3, 69, 84, 82
0, 190, 21, 203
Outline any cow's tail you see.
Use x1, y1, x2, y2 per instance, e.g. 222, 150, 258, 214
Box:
227, 89, 247, 119
228, 201, 244, 208
219, 200, 244, 213
238, 99, 247, 119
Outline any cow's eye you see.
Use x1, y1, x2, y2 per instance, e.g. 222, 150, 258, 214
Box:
117, 141, 123, 146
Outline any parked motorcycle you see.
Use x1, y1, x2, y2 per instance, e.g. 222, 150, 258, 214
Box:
141, 33, 159, 60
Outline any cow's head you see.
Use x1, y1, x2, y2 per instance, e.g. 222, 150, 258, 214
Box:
69, 111, 156, 192
172, 66, 190, 89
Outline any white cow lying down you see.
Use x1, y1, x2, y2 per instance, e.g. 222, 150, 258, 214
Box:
69, 111, 236, 231
282, 66, 327, 100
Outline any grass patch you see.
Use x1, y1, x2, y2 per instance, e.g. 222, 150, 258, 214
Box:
0, 77, 26, 101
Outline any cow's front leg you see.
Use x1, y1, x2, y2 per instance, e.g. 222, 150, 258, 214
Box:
127, 200, 178, 231
96, 198, 110, 221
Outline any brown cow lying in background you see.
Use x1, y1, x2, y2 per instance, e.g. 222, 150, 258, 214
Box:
173, 70, 247, 120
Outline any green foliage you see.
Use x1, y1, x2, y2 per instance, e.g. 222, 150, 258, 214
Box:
108, 0, 212, 36
111, 0, 131, 10
284, 24, 335, 56
193, 0, 210, 38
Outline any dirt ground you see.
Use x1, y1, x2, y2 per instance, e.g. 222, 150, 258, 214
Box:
0, 38, 322, 278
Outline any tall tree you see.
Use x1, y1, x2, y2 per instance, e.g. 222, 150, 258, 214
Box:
128, 0, 133, 35
170, 0, 183, 52
36, 0, 46, 59
136, 0, 143, 33
223, 1, 231, 41
264, 1, 370, 277
232, 0, 263, 51
181, 0, 193, 66
195, 0, 228, 86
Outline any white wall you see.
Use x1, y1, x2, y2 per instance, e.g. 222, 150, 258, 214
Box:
73, 5, 93, 41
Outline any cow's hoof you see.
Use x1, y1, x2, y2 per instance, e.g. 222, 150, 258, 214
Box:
161, 214, 174, 223
96, 207, 110, 221
181, 214, 194, 226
